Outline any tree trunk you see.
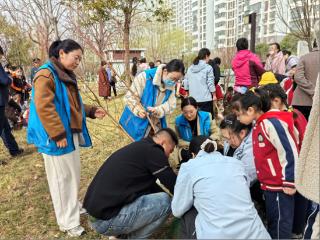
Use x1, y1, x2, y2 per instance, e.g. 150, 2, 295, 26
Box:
123, 12, 131, 85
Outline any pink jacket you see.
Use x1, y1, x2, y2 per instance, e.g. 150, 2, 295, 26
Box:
232, 50, 264, 87
265, 51, 286, 75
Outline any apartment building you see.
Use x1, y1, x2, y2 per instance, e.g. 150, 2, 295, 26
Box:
167, 0, 315, 51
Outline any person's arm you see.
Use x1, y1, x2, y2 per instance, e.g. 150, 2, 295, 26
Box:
146, 148, 177, 194
84, 104, 97, 119
239, 134, 257, 187
123, 72, 147, 116
150, 91, 176, 118
183, 72, 189, 91
171, 164, 194, 217
206, 66, 216, 94
294, 58, 315, 97
175, 124, 190, 148
209, 117, 220, 141
33, 70, 66, 141
263, 119, 299, 189
0, 65, 11, 86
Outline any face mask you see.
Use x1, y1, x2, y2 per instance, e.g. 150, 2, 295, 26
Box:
163, 79, 175, 87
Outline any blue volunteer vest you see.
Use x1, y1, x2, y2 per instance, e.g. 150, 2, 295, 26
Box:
119, 68, 172, 141
27, 60, 92, 156
175, 111, 212, 142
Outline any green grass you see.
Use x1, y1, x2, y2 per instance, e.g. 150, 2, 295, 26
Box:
0, 87, 181, 239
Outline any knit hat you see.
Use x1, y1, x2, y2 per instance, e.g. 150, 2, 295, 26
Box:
259, 72, 278, 86
287, 56, 299, 70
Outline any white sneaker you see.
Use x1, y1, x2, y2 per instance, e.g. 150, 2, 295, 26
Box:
66, 225, 86, 237
78, 202, 87, 215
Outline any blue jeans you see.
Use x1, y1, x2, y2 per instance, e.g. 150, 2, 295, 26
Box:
264, 191, 295, 239
89, 192, 171, 239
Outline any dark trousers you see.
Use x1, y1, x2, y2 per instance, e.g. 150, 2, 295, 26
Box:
250, 181, 266, 217
292, 192, 309, 235
0, 107, 19, 155
293, 105, 312, 121
264, 191, 295, 239
179, 207, 197, 239
110, 81, 117, 96
304, 202, 319, 239
197, 101, 214, 119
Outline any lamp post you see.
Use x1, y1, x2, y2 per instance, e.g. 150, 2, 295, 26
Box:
244, 12, 257, 53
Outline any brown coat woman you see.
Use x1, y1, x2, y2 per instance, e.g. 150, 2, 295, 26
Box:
98, 61, 111, 98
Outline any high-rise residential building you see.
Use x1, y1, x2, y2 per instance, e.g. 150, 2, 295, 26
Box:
167, 0, 215, 51
167, 0, 317, 51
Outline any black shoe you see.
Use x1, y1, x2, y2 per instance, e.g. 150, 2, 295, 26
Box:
10, 148, 24, 157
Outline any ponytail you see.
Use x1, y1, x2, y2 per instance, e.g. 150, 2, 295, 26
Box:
201, 139, 217, 153
48, 39, 83, 59
193, 48, 211, 65
236, 88, 271, 113
189, 136, 217, 155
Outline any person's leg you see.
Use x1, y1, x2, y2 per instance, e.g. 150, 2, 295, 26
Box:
292, 192, 309, 236
179, 207, 198, 239
42, 135, 81, 232
197, 101, 214, 119
1, 117, 21, 156
304, 203, 319, 239
250, 181, 266, 218
264, 191, 294, 239
90, 192, 171, 239
0, 106, 6, 136
112, 85, 117, 96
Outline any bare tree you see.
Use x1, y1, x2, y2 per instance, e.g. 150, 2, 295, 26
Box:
0, 0, 67, 58
72, 0, 172, 84
276, 0, 320, 51
65, 3, 120, 61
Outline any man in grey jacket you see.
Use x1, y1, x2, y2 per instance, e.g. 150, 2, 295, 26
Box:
183, 48, 216, 118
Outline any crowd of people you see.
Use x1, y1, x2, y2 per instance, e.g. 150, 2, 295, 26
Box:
0, 23, 319, 239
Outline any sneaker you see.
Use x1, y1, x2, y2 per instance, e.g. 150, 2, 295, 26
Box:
292, 233, 303, 239
78, 201, 87, 215
66, 226, 86, 237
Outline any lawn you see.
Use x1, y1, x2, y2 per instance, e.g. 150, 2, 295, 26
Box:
0, 85, 181, 239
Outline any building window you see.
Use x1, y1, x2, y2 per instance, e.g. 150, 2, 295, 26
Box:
269, 24, 275, 32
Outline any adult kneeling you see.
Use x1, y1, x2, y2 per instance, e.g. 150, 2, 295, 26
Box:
172, 136, 270, 239
83, 128, 179, 239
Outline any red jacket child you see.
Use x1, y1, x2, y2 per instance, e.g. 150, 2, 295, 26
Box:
281, 77, 294, 106
252, 110, 299, 191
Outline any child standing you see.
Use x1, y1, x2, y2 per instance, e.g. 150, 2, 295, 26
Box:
235, 89, 299, 239
260, 84, 309, 238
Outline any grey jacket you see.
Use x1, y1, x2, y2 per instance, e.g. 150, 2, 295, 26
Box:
223, 130, 257, 187
292, 49, 319, 106
183, 60, 215, 102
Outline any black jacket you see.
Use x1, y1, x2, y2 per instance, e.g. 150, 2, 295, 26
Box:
83, 137, 177, 220
0, 64, 12, 107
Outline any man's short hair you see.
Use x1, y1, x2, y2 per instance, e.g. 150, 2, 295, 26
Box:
236, 38, 249, 51
32, 58, 40, 63
155, 128, 178, 145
